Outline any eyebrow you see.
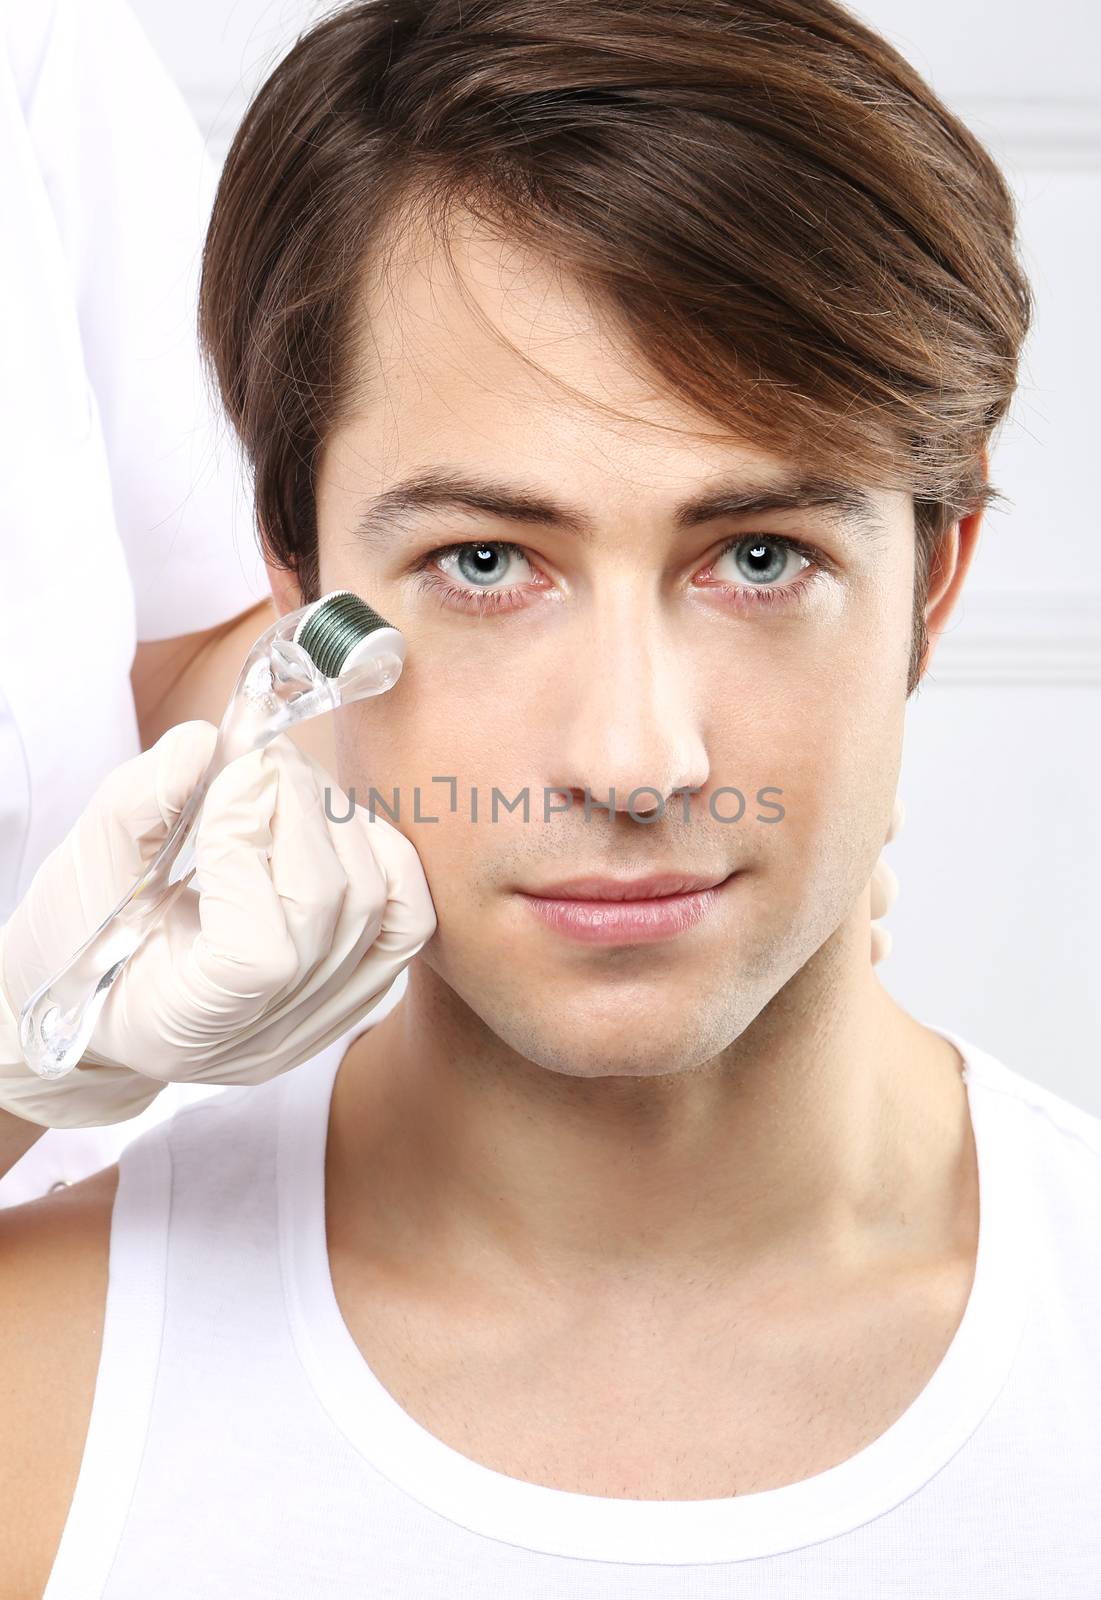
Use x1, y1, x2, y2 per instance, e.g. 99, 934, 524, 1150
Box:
351, 467, 890, 551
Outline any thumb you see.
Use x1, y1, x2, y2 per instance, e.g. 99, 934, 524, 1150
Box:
82, 722, 221, 909
2, 722, 219, 997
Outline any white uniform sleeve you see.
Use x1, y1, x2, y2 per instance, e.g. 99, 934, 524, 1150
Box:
13, 0, 268, 640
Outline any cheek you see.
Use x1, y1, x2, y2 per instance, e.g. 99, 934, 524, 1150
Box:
701, 584, 908, 874
333, 674, 531, 886
708, 599, 904, 781
334, 646, 526, 784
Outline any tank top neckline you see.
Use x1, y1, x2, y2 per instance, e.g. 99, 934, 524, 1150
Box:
276, 1019, 1034, 1565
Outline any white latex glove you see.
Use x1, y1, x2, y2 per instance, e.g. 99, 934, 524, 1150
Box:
870, 794, 904, 965
0, 720, 436, 1127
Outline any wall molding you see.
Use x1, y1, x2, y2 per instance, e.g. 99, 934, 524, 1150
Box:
187, 84, 246, 160
952, 95, 1101, 172
925, 591, 1101, 687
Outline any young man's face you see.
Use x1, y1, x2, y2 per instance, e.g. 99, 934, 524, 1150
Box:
311, 211, 923, 1078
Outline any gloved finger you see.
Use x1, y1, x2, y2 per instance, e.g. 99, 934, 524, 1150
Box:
272, 788, 414, 994
110, 747, 306, 1078
0, 913, 162, 1114
352, 811, 438, 957
188, 812, 437, 1087
304, 809, 437, 1022
94, 723, 220, 889
8, 723, 217, 966
3, 721, 220, 999
181, 733, 397, 1022
258, 740, 386, 1007
244, 800, 435, 1041
93, 742, 351, 1072
182, 743, 302, 1012
869, 857, 899, 921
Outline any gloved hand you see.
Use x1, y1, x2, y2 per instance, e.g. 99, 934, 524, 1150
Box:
870, 794, 904, 965
0, 721, 436, 1128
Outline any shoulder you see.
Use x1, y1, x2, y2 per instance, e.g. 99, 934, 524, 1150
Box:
0, 0, 57, 99
963, 1037, 1101, 1263
0, 1161, 119, 1600
965, 1038, 1101, 1169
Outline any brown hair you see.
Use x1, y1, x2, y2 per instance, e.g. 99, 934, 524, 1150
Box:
198, 0, 1032, 694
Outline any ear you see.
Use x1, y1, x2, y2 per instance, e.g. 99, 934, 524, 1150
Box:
918, 448, 988, 679
264, 551, 305, 620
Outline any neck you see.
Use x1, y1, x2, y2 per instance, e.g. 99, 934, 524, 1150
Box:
327, 923, 972, 1298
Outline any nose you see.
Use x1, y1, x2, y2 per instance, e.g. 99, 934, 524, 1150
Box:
548, 591, 710, 819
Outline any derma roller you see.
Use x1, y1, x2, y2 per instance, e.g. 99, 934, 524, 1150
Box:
18, 591, 405, 1081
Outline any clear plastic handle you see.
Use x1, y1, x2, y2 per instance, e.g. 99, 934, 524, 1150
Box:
19, 601, 404, 1080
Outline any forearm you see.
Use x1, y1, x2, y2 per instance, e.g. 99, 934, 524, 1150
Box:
0, 1105, 46, 1180
136, 597, 339, 775
0, 992, 49, 1172
134, 597, 276, 746
0, 603, 335, 1154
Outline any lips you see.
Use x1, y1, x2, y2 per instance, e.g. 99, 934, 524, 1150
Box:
517, 870, 739, 945
521, 870, 733, 901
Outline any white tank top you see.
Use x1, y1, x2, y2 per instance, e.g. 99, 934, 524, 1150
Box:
43, 1020, 1101, 1596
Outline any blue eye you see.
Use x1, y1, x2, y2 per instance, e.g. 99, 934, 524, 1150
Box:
446, 543, 522, 587
411, 540, 540, 615
409, 533, 825, 616
715, 534, 813, 588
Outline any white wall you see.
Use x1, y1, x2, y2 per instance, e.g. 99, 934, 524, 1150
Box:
129, 0, 1101, 1107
